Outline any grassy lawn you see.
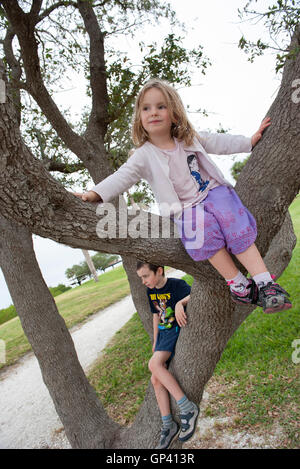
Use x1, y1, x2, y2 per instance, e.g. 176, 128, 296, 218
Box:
88, 196, 300, 448
0, 265, 131, 368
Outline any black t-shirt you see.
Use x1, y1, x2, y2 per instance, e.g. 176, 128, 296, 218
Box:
147, 278, 191, 330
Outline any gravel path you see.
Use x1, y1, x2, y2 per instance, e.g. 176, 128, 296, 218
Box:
0, 269, 185, 449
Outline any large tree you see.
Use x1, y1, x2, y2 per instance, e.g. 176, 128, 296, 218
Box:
0, 0, 299, 449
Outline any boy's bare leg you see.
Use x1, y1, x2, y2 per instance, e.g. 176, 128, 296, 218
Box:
149, 351, 184, 403
234, 243, 268, 277
151, 374, 171, 416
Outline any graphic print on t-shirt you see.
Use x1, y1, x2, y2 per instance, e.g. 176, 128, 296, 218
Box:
148, 278, 191, 330
187, 153, 209, 192
150, 293, 175, 329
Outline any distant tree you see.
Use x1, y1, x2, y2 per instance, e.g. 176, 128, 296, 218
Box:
91, 253, 120, 272
231, 156, 250, 181
65, 263, 89, 286
49, 284, 72, 297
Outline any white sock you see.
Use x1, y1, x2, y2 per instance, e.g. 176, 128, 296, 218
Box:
252, 272, 273, 288
226, 271, 248, 292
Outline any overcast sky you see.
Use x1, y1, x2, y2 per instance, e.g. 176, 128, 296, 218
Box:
0, 0, 280, 309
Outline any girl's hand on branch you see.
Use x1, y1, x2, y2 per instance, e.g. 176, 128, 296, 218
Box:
251, 116, 271, 148
73, 191, 102, 203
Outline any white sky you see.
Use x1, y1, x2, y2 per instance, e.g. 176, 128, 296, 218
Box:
0, 0, 280, 309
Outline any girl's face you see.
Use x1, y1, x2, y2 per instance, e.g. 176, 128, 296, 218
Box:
140, 87, 173, 141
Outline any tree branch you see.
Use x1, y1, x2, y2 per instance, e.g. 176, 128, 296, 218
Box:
3, 26, 22, 123
46, 160, 86, 173
38, 1, 78, 23
77, 0, 109, 137
1, 0, 94, 167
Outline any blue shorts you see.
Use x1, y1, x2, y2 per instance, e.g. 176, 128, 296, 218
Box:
154, 326, 180, 364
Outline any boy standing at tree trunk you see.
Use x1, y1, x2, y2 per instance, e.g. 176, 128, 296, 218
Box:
136, 261, 199, 449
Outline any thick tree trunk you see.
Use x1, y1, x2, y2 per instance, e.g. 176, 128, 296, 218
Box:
82, 249, 99, 282
0, 214, 120, 449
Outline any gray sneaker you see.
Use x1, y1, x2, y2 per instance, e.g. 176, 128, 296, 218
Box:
155, 421, 179, 449
178, 403, 199, 442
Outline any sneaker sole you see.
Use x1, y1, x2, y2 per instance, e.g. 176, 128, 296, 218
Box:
156, 424, 180, 449
178, 405, 200, 442
231, 298, 253, 305
166, 425, 180, 449
264, 303, 292, 314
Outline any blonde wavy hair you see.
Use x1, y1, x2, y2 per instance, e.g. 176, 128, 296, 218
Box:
131, 78, 197, 147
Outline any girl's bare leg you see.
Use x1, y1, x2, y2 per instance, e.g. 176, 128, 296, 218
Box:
208, 244, 268, 280
208, 247, 239, 279
234, 243, 268, 277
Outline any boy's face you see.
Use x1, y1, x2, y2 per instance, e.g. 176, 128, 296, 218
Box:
137, 265, 164, 289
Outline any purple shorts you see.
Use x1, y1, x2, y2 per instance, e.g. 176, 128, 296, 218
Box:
174, 185, 257, 261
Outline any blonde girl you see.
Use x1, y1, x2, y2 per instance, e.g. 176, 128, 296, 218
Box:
74, 78, 291, 315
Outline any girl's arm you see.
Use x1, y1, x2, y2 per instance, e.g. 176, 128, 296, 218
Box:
198, 117, 271, 155
152, 313, 160, 353
73, 150, 144, 203
197, 131, 252, 155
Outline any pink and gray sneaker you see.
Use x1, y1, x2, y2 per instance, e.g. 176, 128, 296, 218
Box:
227, 279, 259, 305
257, 281, 292, 314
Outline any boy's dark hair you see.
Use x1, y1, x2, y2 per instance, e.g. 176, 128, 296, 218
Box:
136, 260, 165, 276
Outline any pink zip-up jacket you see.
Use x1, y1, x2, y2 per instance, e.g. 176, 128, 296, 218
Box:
92, 132, 252, 217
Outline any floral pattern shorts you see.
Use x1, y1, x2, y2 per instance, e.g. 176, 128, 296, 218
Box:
174, 185, 257, 261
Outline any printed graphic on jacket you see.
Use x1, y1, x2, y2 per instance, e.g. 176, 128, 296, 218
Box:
187, 153, 209, 192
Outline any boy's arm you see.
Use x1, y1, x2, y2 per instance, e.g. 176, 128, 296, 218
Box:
175, 294, 190, 328
152, 313, 160, 353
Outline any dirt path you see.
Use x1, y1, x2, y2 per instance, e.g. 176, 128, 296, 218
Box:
0, 269, 185, 449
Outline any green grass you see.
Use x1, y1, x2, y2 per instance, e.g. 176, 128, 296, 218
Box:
88, 312, 153, 425
0, 265, 131, 368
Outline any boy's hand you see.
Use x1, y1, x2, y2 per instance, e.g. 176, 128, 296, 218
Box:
73, 191, 102, 203
175, 302, 187, 327
251, 116, 271, 148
